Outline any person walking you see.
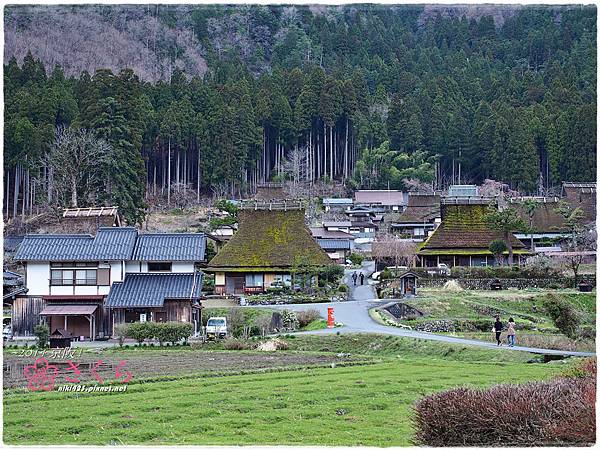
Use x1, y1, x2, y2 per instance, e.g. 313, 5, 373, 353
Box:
492, 315, 503, 346
506, 317, 516, 347
351, 271, 358, 286
359, 272, 365, 285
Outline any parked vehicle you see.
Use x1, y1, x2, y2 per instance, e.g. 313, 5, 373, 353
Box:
426, 263, 451, 276
3, 325, 12, 341
205, 317, 228, 340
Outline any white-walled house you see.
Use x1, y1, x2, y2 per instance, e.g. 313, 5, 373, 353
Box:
13, 228, 206, 340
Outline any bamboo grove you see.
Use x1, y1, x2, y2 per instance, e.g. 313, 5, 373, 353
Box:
4, 5, 596, 224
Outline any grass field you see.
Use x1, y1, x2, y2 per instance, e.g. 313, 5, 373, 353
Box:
4, 334, 568, 446
398, 289, 595, 351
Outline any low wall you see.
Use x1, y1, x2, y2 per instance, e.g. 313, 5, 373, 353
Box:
419, 274, 596, 290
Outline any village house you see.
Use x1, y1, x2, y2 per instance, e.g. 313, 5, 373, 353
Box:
417, 199, 528, 267
322, 198, 353, 213
386, 193, 441, 241
510, 197, 572, 251
354, 190, 408, 212
561, 181, 596, 225
206, 203, 333, 295
323, 221, 352, 233
310, 227, 356, 264
12, 227, 206, 340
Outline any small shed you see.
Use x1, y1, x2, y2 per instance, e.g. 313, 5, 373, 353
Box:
49, 329, 74, 348
398, 271, 419, 296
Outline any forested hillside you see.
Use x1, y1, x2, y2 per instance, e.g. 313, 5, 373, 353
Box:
4, 5, 596, 225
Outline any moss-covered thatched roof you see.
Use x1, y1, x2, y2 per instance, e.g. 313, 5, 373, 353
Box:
207, 209, 333, 270
418, 203, 525, 254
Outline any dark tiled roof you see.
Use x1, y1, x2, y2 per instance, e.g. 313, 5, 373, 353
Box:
106, 273, 203, 308
418, 204, 524, 252
132, 233, 206, 262
317, 239, 352, 250
14, 227, 137, 261
207, 209, 333, 270
4, 236, 24, 252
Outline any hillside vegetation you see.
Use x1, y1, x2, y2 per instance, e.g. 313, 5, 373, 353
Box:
4, 5, 596, 225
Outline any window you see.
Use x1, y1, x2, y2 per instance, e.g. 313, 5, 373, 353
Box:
245, 274, 264, 287
50, 269, 96, 285
273, 274, 292, 286
148, 262, 172, 272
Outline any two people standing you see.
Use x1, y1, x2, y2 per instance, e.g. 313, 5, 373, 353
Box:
351, 271, 365, 286
492, 315, 516, 347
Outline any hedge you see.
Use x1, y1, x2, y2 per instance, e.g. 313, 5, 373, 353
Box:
122, 321, 193, 345
413, 367, 595, 446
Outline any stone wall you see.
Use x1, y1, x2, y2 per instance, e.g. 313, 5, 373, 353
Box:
419, 274, 596, 290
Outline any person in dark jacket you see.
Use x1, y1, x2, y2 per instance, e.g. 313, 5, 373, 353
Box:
359, 272, 365, 285
351, 271, 358, 286
493, 315, 503, 346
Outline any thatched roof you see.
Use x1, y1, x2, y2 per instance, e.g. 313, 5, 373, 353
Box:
207, 209, 333, 271
418, 203, 525, 254
387, 194, 441, 224
510, 199, 568, 232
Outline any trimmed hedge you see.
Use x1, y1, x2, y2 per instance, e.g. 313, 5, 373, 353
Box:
122, 321, 193, 345
413, 369, 596, 446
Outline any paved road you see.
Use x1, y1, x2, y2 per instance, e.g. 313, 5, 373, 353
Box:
265, 261, 595, 358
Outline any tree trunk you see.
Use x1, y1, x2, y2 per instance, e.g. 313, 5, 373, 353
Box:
176, 148, 180, 192
505, 231, 514, 266
344, 118, 349, 179
13, 165, 20, 219
5, 167, 9, 218
167, 138, 171, 205
330, 125, 334, 180
71, 176, 78, 208
197, 146, 201, 203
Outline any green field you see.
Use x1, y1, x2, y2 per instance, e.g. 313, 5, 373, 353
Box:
398, 289, 596, 351
4, 335, 566, 446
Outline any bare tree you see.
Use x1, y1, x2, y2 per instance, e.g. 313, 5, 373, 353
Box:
46, 126, 112, 208
372, 233, 418, 268
403, 178, 433, 193
211, 182, 229, 200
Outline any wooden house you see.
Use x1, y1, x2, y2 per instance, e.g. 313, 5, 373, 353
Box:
12, 228, 206, 339
206, 204, 333, 295
386, 193, 441, 240
417, 200, 528, 267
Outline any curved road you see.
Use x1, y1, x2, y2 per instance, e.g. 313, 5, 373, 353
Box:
266, 261, 595, 358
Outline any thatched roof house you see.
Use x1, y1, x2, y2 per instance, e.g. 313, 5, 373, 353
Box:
206, 207, 333, 294
417, 201, 527, 267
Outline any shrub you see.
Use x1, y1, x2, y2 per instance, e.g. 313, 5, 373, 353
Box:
543, 294, 581, 338
561, 358, 597, 379
317, 264, 345, 283
281, 310, 299, 331
296, 309, 322, 328
413, 377, 595, 446
338, 284, 348, 292
125, 322, 153, 345
34, 324, 49, 348
222, 337, 251, 350
113, 323, 129, 347
489, 239, 507, 264
253, 315, 272, 338
348, 253, 364, 265
152, 322, 193, 345
227, 308, 248, 338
